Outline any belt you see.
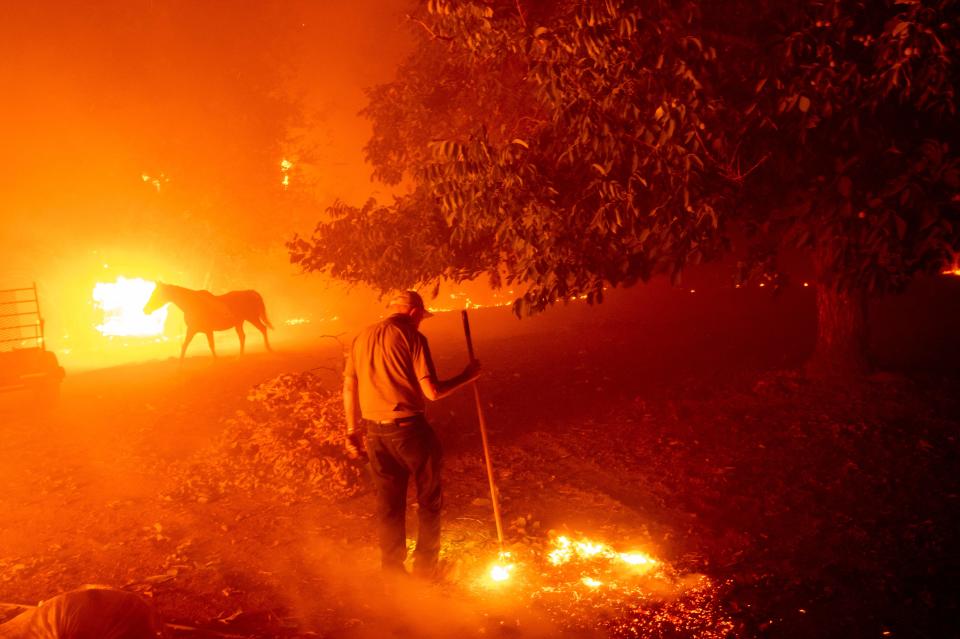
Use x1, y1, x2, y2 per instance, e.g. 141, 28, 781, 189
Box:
375, 415, 424, 425
366, 415, 426, 436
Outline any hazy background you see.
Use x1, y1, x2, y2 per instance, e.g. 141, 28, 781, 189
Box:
0, 0, 418, 368
2, 1, 958, 374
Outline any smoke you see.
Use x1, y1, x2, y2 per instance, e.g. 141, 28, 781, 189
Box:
0, 0, 413, 372
255, 531, 568, 639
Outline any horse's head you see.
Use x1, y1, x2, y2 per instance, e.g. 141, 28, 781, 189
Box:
143, 282, 168, 314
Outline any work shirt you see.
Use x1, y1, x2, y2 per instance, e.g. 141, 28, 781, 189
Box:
345, 313, 437, 421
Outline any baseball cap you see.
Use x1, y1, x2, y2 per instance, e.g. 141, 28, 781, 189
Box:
388, 290, 434, 317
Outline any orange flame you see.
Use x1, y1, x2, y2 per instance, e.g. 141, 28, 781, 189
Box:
548, 534, 657, 571
943, 253, 960, 276
93, 277, 167, 337
488, 550, 515, 584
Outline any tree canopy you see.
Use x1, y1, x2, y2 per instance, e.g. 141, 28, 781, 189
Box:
733, 0, 960, 295
288, 0, 959, 327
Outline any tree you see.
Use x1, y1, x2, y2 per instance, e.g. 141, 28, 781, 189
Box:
729, 0, 960, 373
291, 0, 739, 307
288, 0, 960, 373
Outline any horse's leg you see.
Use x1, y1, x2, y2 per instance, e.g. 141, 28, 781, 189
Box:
236, 324, 246, 356
206, 332, 217, 358
180, 329, 197, 362
251, 319, 272, 352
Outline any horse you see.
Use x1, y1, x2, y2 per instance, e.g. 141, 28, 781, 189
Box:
143, 282, 273, 360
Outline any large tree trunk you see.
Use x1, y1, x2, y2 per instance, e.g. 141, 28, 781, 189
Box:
807, 284, 871, 377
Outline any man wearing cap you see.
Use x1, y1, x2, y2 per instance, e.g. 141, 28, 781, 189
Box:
343, 290, 480, 579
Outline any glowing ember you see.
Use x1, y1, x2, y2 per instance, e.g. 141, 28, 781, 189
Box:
528, 532, 732, 637
425, 287, 605, 313
618, 552, 657, 566
490, 563, 512, 581
93, 277, 167, 337
547, 534, 657, 570
280, 158, 293, 189
575, 540, 606, 557
467, 530, 731, 637
942, 254, 960, 276
141, 172, 169, 192
488, 551, 515, 583
548, 535, 574, 565
581, 576, 603, 588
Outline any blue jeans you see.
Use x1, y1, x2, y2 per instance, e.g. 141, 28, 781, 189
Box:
365, 417, 443, 573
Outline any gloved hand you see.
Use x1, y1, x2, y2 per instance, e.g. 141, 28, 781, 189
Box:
345, 431, 367, 460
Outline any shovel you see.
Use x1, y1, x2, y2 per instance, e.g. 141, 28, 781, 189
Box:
462, 309, 505, 547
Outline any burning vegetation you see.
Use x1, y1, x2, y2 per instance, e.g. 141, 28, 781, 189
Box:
471, 533, 734, 639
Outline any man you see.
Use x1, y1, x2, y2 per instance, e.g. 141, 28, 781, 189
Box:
343, 290, 480, 579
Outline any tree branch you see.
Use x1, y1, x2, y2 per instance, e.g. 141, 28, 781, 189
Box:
515, 0, 527, 29
407, 14, 454, 41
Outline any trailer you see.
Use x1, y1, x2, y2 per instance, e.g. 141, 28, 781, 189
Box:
0, 283, 65, 399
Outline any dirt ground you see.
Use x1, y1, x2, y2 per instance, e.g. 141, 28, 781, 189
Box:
1, 284, 958, 638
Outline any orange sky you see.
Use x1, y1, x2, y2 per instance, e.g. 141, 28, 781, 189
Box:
0, 1, 414, 367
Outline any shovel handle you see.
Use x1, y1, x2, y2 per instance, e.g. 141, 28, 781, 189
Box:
461, 309, 504, 547
462, 310, 475, 360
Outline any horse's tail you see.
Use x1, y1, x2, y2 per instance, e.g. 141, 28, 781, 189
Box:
257, 293, 274, 330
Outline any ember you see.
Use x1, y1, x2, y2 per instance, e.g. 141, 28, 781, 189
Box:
280, 158, 293, 189
466, 531, 731, 637
581, 576, 603, 588
487, 550, 516, 583
547, 534, 657, 572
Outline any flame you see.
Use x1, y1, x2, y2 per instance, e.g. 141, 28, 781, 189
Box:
93, 277, 167, 337
942, 253, 960, 276
618, 552, 657, 566
547, 534, 657, 571
581, 576, 603, 588
466, 530, 732, 635
280, 158, 293, 189
490, 563, 513, 581
465, 531, 732, 636
488, 551, 515, 583
424, 287, 606, 314
141, 172, 169, 192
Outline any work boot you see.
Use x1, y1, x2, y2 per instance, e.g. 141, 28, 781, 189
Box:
412, 558, 453, 584
378, 564, 410, 596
